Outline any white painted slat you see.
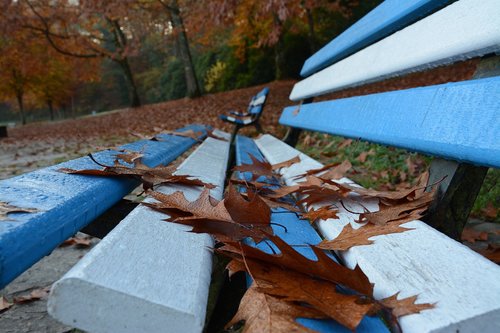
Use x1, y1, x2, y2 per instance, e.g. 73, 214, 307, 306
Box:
48, 133, 230, 333
255, 134, 500, 333
290, 0, 500, 101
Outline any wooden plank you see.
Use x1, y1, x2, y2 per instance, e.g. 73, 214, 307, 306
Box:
48, 134, 230, 333
283, 77, 500, 168
301, 0, 452, 77
235, 135, 389, 332
0, 124, 207, 289
255, 134, 500, 333
291, 0, 500, 100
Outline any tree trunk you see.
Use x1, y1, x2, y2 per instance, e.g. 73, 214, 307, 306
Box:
305, 6, 317, 53
118, 58, 141, 107
167, 0, 201, 98
16, 91, 26, 125
47, 99, 55, 120
273, 14, 285, 80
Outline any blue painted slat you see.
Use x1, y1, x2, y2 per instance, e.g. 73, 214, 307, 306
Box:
0, 124, 207, 288
234, 136, 388, 333
301, 0, 453, 77
281, 77, 500, 168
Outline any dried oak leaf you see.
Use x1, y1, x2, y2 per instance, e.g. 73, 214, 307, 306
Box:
155, 129, 203, 142
115, 150, 144, 164
294, 160, 351, 181
60, 155, 214, 191
239, 257, 374, 330
380, 292, 435, 318
233, 154, 300, 180
0, 296, 13, 313
301, 206, 339, 224
218, 234, 373, 296
0, 201, 38, 221
60, 236, 92, 248
145, 187, 272, 242
317, 220, 414, 251
227, 285, 324, 333
14, 287, 50, 304
357, 191, 434, 226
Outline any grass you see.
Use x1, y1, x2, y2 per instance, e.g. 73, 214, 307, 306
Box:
297, 131, 499, 223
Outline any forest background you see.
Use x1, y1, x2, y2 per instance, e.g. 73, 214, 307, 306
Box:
0, 0, 381, 125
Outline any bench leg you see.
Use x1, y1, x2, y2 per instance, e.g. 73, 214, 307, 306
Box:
283, 127, 302, 147
424, 159, 488, 240
0, 126, 7, 138
253, 121, 263, 133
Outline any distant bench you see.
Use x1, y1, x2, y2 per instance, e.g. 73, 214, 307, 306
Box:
27, 0, 500, 332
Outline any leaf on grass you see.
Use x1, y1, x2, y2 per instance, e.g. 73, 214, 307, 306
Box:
0, 296, 13, 313
318, 221, 413, 251
338, 139, 353, 149
301, 206, 339, 224
477, 244, 500, 264
218, 234, 373, 296
481, 202, 498, 219
227, 286, 323, 333
14, 287, 50, 304
0, 202, 38, 221
381, 292, 435, 318
357, 149, 375, 163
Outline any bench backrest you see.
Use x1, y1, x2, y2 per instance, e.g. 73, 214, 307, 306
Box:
247, 87, 269, 115
283, 0, 500, 168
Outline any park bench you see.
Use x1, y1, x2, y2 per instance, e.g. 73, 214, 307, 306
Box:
219, 87, 269, 139
1, 0, 498, 332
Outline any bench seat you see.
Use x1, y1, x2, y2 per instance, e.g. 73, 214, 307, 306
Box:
48, 133, 231, 333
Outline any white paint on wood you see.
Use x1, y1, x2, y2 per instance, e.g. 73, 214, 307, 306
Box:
290, 0, 500, 101
48, 134, 230, 333
255, 134, 500, 333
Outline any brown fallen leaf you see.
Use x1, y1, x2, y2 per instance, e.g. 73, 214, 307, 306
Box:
380, 292, 435, 318
115, 150, 144, 164
338, 139, 353, 149
476, 244, 500, 264
218, 234, 373, 296
14, 287, 51, 304
145, 187, 272, 242
156, 129, 203, 142
0, 296, 13, 313
205, 128, 228, 142
241, 257, 374, 330
357, 149, 375, 163
271, 156, 301, 171
233, 154, 274, 180
227, 285, 324, 333
0, 201, 39, 221
294, 160, 351, 181
301, 206, 339, 224
318, 221, 413, 251
481, 202, 498, 219
60, 154, 214, 191
60, 236, 92, 248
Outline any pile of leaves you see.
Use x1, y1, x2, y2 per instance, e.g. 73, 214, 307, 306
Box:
60, 148, 437, 332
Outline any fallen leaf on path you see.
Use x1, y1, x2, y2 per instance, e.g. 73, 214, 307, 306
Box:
14, 287, 51, 304
60, 236, 92, 248
0, 296, 13, 312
